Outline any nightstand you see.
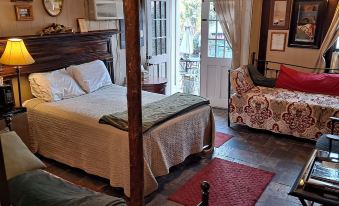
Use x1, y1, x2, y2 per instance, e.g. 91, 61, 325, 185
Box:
142, 77, 167, 94
0, 107, 27, 131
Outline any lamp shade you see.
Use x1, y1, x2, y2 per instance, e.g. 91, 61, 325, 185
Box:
0, 38, 35, 66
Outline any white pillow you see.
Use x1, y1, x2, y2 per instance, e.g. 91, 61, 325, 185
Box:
66, 60, 112, 93
29, 69, 85, 102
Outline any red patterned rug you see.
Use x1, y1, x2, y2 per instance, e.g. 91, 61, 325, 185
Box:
215, 132, 232, 148
168, 158, 274, 206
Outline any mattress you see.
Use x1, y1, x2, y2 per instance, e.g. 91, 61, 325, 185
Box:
24, 84, 215, 197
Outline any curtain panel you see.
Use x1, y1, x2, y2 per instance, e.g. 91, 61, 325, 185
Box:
315, 4, 339, 68
215, 0, 253, 69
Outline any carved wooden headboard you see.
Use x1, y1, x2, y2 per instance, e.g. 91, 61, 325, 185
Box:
0, 30, 119, 81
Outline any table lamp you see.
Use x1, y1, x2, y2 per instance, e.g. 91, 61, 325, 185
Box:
0, 38, 35, 106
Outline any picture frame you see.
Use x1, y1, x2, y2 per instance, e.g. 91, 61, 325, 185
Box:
288, 0, 327, 49
77, 18, 88, 33
269, 0, 292, 30
270, 32, 287, 51
15, 5, 33, 21
43, 0, 63, 17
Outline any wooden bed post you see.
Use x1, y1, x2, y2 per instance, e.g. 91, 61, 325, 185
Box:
123, 0, 144, 205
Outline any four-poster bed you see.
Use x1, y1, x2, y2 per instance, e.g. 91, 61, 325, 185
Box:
0, 2, 213, 205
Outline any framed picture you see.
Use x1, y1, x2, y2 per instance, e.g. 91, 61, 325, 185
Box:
77, 18, 88, 33
288, 0, 327, 49
15, 5, 33, 21
270, 32, 287, 51
269, 0, 292, 30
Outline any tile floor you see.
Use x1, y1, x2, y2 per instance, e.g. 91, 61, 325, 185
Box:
42, 108, 316, 206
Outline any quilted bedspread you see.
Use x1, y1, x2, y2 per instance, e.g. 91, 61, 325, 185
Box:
230, 66, 339, 140
24, 85, 215, 197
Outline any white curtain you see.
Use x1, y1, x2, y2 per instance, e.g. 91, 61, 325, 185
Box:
315, 4, 339, 68
215, 0, 253, 69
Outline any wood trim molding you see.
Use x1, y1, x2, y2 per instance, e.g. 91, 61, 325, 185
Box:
258, 0, 271, 73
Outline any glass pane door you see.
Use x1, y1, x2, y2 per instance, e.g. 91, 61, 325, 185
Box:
147, 0, 169, 78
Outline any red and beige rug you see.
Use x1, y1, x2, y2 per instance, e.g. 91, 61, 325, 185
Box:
214, 132, 232, 148
168, 158, 274, 206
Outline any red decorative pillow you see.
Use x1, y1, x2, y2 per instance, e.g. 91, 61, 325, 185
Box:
276, 65, 339, 96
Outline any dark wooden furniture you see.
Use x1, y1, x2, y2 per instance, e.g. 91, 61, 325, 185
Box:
0, 30, 118, 80
289, 150, 339, 206
142, 77, 167, 94
197, 181, 210, 206
0, 107, 27, 131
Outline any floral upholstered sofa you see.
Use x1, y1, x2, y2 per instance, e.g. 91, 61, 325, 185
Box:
229, 66, 339, 141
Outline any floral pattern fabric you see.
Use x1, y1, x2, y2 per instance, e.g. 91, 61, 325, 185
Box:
230, 66, 255, 95
230, 69, 339, 140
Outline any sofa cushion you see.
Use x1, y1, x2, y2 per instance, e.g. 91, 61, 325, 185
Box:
230, 86, 339, 140
230, 66, 255, 95
247, 64, 276, 88
276, 65, 339, 96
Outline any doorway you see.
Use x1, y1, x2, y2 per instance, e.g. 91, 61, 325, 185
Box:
200, 1, 232, 108
173, 0, 202, 95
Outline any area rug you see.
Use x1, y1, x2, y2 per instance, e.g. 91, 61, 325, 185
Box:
168, 158, 274, 206
214, 132, 232, 148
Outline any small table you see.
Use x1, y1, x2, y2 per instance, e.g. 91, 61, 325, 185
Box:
142, 77, 167, 94
289, 149, 339, 206
0, 107, 27, 131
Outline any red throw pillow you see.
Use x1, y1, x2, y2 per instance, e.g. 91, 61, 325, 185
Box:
275, 65, 339, 96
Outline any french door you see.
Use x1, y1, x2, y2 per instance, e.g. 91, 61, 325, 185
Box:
146, 0, 170, 79
200, 1, 231, 108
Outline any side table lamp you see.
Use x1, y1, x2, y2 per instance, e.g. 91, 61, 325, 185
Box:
0, 38, 35, 106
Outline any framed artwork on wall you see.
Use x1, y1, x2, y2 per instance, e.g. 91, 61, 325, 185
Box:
77, 18, 88, 33
288, 0, 327, 49
15, 5, 33, 21
269, 0, 292, 30
270, 32, 287, 51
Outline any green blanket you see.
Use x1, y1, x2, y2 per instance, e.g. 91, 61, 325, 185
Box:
99, 93, 210, 132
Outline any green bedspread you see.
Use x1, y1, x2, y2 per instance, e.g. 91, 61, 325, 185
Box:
99, 93, 210, 132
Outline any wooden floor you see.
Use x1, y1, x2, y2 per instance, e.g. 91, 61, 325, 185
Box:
41, 108, 315, 206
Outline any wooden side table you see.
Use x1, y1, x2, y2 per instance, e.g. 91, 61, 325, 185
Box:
142, 77, 167, 94
0, 107, 27, 131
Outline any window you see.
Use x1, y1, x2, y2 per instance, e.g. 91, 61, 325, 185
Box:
151, 1, 167, 56
207, 2, 231, 59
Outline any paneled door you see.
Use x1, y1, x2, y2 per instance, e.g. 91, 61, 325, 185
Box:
200, 1, 232, 108
146, 0, 170, 79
